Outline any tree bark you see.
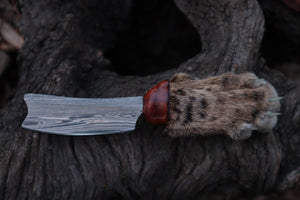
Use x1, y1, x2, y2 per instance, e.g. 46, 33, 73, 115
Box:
0, 0, 299, 199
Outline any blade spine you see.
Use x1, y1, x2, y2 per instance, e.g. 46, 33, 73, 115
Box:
24, 94, 144, 108
24, 93, 143, 101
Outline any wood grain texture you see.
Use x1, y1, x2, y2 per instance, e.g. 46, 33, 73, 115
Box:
22, 94, 143, 135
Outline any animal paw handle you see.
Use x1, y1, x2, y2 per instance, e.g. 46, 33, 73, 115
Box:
143, 73, 281, 140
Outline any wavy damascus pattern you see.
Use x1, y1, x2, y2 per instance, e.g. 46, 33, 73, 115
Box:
22, 94, 143, 136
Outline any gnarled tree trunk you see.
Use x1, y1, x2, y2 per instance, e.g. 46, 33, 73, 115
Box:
0, 0, 299, 199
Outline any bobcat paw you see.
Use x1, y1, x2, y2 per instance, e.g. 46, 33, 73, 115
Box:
166, 73, 281, 140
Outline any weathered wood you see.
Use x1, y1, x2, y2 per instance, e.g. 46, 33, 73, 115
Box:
22, 94, 143, 135
0, 0, 299, 199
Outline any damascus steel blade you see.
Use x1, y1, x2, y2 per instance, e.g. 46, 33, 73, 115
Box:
22, 94, 143, 136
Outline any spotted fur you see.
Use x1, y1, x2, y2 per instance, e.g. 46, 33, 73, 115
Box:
166, 73, 281, 140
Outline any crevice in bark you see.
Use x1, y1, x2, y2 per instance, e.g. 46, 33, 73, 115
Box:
261, 23, 300, 68
0, 52, 19, 108
105, 0, 201, 76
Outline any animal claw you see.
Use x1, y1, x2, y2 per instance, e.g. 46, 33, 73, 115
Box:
248, 124, 258, 130
253, 79, 266, 86
243, 123, 258, 131
265, 112, 281, 117
268, 97, 283, 102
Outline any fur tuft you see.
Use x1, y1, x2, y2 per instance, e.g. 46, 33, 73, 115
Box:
167, 73, 281, 140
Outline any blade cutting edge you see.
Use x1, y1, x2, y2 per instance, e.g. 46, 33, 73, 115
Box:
22, 93, 143, 136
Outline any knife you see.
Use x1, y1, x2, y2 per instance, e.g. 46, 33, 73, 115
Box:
22, 78, 168, 136
22, 73, 281, 139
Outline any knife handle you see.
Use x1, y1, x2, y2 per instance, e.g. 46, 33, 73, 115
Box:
143, 72, 281, 140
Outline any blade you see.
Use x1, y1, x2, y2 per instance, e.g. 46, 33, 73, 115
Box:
22, 93, 143, 136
